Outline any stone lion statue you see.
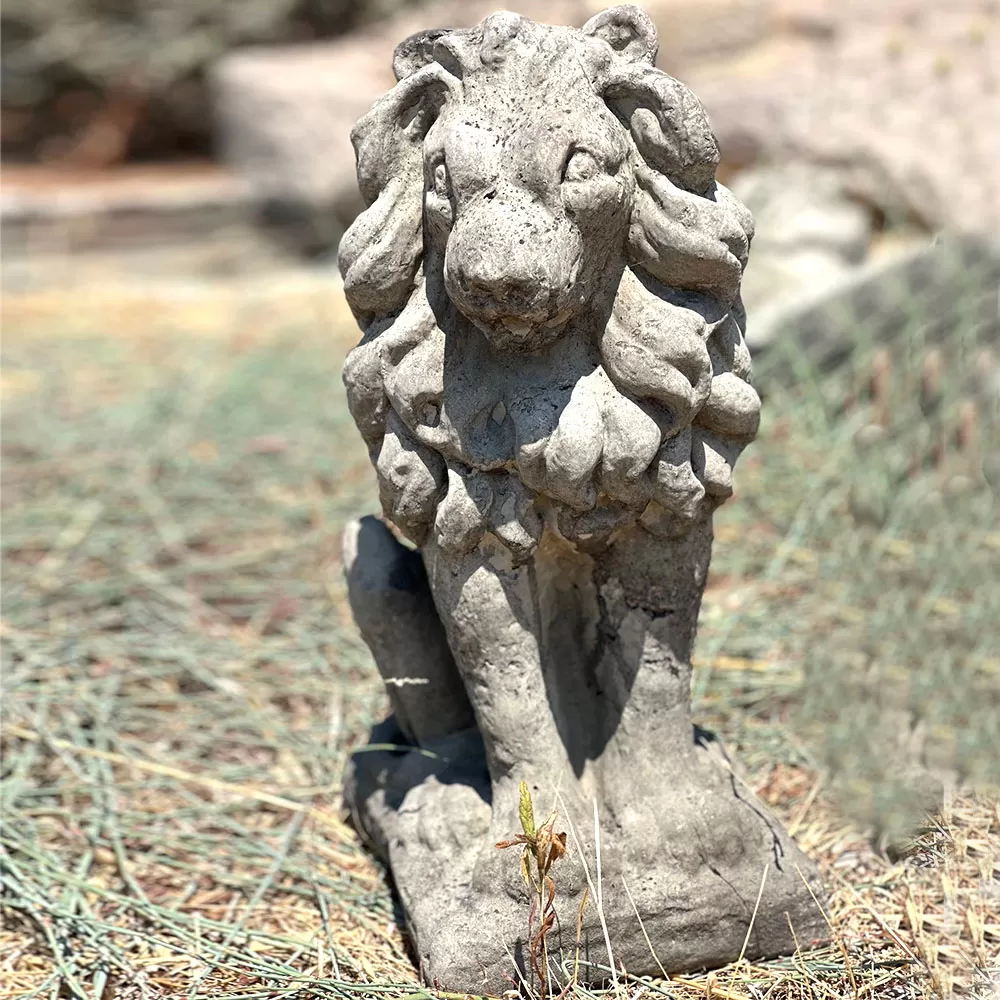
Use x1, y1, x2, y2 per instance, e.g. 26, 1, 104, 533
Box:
339, 7, 825, 993
340, 4, 760, 559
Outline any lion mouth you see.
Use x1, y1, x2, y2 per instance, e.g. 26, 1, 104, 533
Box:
501, 318, 534, 340
470, 308, 573, 351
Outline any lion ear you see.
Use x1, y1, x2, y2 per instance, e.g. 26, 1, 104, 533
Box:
393, 28, 454, 80
350, 62, 461, 206
603, 65, 719, 195
340, 63, 460, 324
394, 27, 474, 81
582, 6, 658, 65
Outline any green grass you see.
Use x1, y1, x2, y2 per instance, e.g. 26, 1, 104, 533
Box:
702, 236, 1000, 843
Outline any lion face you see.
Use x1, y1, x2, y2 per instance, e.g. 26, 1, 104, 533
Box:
339, 7, 761, 559
427, 85, 633, 352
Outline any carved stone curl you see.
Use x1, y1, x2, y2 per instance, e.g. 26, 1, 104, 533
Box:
339, 7, 828, 991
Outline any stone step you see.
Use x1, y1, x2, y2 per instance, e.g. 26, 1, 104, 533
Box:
1, 163, 264, 256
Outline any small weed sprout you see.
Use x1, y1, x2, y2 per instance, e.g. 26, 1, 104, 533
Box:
496, 781, 568, 996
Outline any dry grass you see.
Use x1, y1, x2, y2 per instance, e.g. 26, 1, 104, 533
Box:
2, 261, 998, 999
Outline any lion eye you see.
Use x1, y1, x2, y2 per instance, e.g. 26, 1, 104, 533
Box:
562, 149, 601, 184
432, 161, 450, 197
425, 159, 454, 227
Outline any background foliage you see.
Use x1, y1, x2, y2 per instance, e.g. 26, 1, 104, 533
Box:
0, 0, 408, 163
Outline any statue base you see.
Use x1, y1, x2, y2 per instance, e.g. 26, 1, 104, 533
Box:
342, 517, 828, 994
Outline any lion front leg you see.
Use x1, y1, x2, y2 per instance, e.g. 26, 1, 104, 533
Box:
416, 525, 605, 990
422, 526, 599, 820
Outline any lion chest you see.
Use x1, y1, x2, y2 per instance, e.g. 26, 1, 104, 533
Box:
384, 315, 605, 477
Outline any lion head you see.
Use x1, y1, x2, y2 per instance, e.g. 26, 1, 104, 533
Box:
339, 6, 760, 561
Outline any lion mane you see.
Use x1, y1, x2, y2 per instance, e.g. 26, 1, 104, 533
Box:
339, 6, 760, 562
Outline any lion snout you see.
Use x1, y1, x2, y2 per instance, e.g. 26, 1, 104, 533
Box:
443, 202, 580, 346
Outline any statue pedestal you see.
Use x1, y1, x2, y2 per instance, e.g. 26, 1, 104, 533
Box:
344, 517, 827, 993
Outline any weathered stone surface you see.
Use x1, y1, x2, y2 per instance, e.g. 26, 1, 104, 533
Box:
339, 7, 828, 992
342, 517, 476, 745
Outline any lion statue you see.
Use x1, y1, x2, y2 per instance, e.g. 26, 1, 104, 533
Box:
340, 4, 760, 560
338, 8, 826, 993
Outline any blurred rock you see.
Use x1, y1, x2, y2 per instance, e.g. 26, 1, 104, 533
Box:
731, 162, 873, 315
689, 0, 1000, 233
746, 233, 1000, 368
613, 0, 774, 68
1, 163, 257, 257
211, 0, 998, 257
735, 164, 871, 261
0, 163, 330, 293
210, 36, 390, 248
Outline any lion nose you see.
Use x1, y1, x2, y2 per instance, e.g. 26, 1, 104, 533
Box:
460, 264, 545, 317
445, 196, 566, 323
